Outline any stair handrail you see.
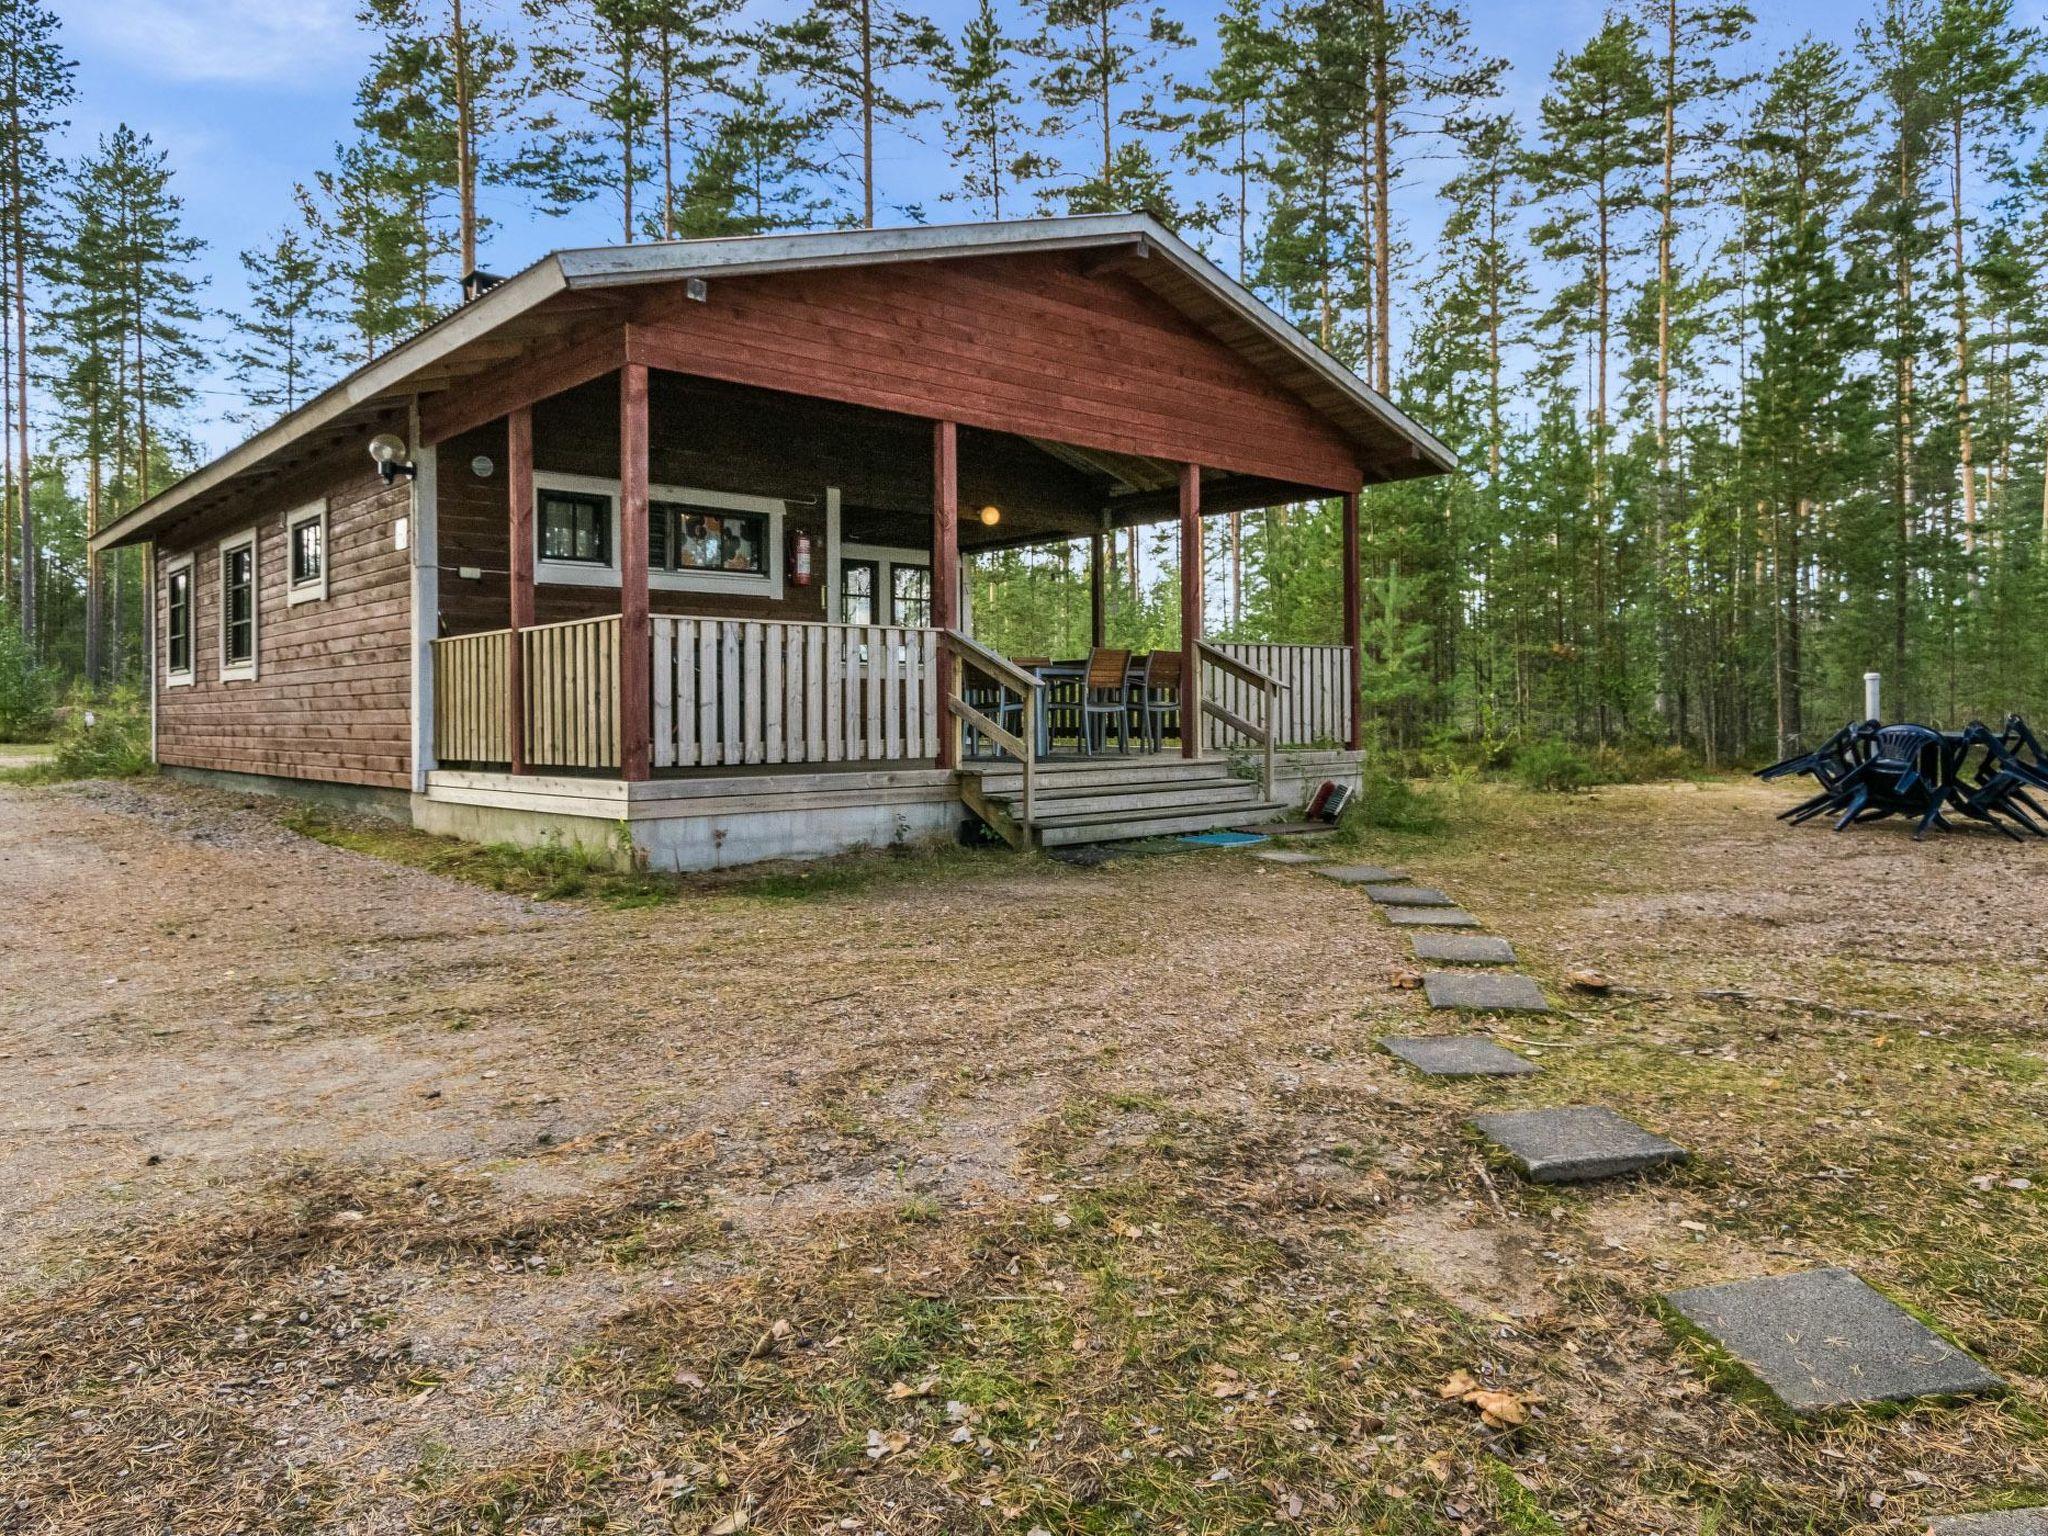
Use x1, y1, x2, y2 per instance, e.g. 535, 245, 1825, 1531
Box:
941, 630, 1042, 828
1196, 640, 1288, 799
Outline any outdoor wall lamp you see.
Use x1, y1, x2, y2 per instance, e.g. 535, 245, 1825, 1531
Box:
368, 432, 417, 484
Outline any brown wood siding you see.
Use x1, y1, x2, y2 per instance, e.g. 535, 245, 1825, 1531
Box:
155, 466, 413, 790
622, 252, 1366, 491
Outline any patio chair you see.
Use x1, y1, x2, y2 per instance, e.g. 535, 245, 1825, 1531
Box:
960, 673, 1025, 760
1078, 647, 1133, 755
1770, 722, 1877, 824
1135, 650, 1184, 753
1817, 723, 1951, 838
1951, 722, 2048, 840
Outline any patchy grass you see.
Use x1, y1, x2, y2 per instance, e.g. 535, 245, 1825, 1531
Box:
4, 775, 2046, 1532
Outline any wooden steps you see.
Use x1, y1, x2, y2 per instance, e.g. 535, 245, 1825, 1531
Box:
959, 755, 1288, 849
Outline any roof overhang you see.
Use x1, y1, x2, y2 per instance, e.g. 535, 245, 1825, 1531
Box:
95, 212, 1455, 553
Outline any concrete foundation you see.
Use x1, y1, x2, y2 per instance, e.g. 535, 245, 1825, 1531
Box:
165, 764, 413, 822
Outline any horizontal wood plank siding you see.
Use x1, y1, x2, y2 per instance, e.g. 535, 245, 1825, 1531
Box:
624, 252, 1364, 491
154, 465, 413, 790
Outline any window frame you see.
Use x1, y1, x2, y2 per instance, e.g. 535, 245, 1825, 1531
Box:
218, 527, 259, 682
285, 499, 329, 605
839, 542, 931, 627
531, 470, 784, 599
163, 551, 195, 687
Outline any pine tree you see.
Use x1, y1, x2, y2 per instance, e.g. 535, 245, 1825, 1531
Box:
302, 140, 438, 360
524, 0, 659, 241
0, 0, 74, 640
940, 0, 1037, 220
356, 0, 527, 281
226, 225, 341, 422
1183, 0, 1278, 282
645, 0, 743, 239
761, 0, 945, 228
675, 84, 833, 235
1024, 0, 1191, 217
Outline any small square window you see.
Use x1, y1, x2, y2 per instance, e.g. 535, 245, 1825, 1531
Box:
540, 489, 612, 565
660, 501, 768, 576
286, 502, 328, 603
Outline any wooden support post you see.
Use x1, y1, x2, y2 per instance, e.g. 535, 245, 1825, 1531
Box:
507, 405, 534, 775
1089, 528, 1107, 648
1179, 463, 1203, 760
932, 420, 960, 769
1343, 487, 1363, 752
619, 363, 652, 781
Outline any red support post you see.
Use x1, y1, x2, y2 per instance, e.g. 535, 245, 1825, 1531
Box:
619, 363, 652, 781
1179, 463, 1203, 760
1343, 487, 1363, 751
507, 405, 534, 775
932, 419, 960, 769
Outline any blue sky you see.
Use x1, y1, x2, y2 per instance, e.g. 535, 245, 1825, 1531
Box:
56, 0, 1881, 457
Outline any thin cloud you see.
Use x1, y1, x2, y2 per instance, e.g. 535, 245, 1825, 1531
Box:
68, 0, 358, 87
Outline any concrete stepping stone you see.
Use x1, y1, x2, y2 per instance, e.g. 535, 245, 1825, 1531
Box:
1412, 933, 1517, 965
1381, 1035, 1539, 1078
1664, 1267, 2004, 1413
1930, 1512, 2048, 1535
1363, 883, 1454, 906
1314, 863, 1405, 884
1470, 1105, 1688, 1183
1424, 971, 1550, 1013
1387, 906, 1481, 927
1252, 849, 1326, 865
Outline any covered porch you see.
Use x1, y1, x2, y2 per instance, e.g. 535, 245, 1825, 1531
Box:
423, 364, 1366, 847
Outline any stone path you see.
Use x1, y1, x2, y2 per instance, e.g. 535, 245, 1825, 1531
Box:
1423, 971, 1551, 1014
1252, 849, 1326, 865
1313, 863, 1406, 884
1470, 1105, 1688, 1183
1386, 906, 1481, 927
1410, 932, 1517, 965
1929, 1512, 2048, 1535
1294, 842, 2013, 1438
1664, 1268, 2004, 1412
1381, 1035, 1538, 1078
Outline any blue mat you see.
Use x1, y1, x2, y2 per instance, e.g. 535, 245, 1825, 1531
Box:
1180, 830, 1269, 847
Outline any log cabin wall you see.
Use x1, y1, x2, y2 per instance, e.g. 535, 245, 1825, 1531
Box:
154, 454, 413, 791
435, 370, 1103, 638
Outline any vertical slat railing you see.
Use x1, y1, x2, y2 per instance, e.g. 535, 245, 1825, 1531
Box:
519, 614, 621, 771
432, 628, 513, 765
1205, 643, 1351, 750
647, 618, 941, 769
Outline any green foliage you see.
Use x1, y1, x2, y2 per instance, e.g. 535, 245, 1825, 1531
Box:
1340, 764, 1446, 835
1513, 739, 1594, 793
50, 691, 152, 779
0, 623, 55, 740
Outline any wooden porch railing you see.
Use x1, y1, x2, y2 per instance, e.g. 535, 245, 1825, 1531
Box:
651, 616, 939, 768
1197, 641, 1284, 798
432, 627, 513, 765
523, 614, 621, 770
1204, 643, 1352, 752
942, 630, 1042, 840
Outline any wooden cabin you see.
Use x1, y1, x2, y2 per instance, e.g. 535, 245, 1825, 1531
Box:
93, 214, 1453, 869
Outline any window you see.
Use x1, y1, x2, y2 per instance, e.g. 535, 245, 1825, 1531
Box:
164, 554, 193, 685
840, 558, 878, 627
890, 564, 932, 627
539, 488, 612, 565
531, 470, 785, 597
220, 530, 258, 681
286, 501, 328, 603
653, 500, 770, 577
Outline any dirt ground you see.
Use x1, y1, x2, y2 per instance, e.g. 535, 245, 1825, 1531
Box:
0, 773, 2044, 1535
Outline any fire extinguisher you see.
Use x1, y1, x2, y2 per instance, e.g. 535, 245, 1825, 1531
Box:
791, 529, 813, 586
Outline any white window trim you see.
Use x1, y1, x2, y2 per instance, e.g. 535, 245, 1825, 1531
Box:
163, 551, 194, 688
218, 527, 259, 683
285, 499, 330, 604
532, 470, 786, 601
840, 541, 931, 627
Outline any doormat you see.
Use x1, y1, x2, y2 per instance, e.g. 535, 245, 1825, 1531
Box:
1181, 830, 1269, 847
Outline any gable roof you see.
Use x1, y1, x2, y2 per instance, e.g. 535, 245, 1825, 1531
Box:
95, 212, 1455, 552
